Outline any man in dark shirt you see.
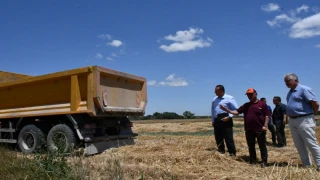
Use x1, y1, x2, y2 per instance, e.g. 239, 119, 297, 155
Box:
272, 96, 287, 147
260, 97, 276, 146
220, 88, 270, 168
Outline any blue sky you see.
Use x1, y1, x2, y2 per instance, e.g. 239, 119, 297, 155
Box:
1, 0, 320, 116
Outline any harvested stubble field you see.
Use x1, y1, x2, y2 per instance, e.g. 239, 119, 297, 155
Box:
84, 118, 320, 180
4, 119, 320, 180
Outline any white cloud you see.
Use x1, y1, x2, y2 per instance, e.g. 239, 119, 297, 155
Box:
289, 13, 320, 38
98, 34, 112, 40
148, 74, 188, 87
261, 3, 280, 12
315, 44, 320, 48
111, 53, 117, 57
159, 28, 212, 52
106, 57, 113, 61
95, 53, 103, 59
108, 40, 123, 47
267, 13, 300, 27
297, 5, 309, 13
164, 28, 204, 42
147, 80, 157, 86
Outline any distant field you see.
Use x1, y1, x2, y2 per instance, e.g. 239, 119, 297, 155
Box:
132, 118, 244, 124
133, 117, 320, 126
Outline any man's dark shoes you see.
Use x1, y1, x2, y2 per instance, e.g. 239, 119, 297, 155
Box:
218, 149, 225, 154
261, 162, 267, 168
277, 144, 285, 148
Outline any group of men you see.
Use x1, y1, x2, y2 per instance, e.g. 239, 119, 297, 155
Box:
211, 73, 320, 171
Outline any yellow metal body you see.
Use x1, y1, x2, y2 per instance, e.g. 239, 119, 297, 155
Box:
0, 66, 147, 119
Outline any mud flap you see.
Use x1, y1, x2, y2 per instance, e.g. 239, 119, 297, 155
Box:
85, 138, 135, 155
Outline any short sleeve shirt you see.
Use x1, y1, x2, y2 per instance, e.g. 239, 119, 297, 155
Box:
286, 84, 317, 116
237, 100, 271, 132
273, 103, 286, 121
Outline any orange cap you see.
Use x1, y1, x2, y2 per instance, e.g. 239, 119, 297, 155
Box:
245, 88, 256, 94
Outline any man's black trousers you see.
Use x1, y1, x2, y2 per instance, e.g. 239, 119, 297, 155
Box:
245, 130, 268, 163
213, 114, 236, 155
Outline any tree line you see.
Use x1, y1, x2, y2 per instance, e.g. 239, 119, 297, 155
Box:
129, 110, 320, 121
129, 111, 210, 120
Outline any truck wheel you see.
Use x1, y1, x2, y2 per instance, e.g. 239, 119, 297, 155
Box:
18, 125, 45, 154
47, 124, 76, 154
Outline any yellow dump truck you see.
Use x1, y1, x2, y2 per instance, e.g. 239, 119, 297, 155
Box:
0, 66, 147, 155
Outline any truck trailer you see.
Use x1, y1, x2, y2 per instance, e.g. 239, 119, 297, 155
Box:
0, 66, 147, 155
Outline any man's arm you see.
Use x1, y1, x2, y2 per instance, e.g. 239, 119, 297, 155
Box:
262, 103, 271, 131
211, 102, 215, 125
262, 116, 269, 131
302, 88, 319, 116
264, 116, 269, 127
283, 114, 287, 124
220, 104, 240, 115
282, 104, 287, 124
227, 98, 239, 118
310, 101, 319, 115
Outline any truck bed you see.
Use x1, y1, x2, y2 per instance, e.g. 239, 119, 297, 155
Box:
0, 66, 147, 118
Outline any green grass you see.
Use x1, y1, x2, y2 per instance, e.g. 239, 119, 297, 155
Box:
0, 146, 84, 180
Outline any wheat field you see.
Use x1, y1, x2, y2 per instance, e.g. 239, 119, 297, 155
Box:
82, 119, 320, 180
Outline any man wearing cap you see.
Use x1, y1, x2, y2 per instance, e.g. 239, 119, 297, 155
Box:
284, 73, 320, 172
211, 85, 238, 156
220, 88, 270, 168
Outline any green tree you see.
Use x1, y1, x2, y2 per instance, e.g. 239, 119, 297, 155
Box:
183, 111, 195, 119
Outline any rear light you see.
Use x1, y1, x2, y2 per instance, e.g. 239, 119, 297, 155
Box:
84, 124, 96, 129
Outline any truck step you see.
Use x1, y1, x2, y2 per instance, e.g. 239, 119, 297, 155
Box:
0, 139, 17, 143
0, 128, 16, 132
84, 133, 138, 142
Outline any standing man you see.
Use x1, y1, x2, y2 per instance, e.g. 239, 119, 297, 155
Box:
260, 97, 276, 146
211, 85, 238, 156
272, 96, 287, 147
220, 88, 270, 168
284, 73, 320, 171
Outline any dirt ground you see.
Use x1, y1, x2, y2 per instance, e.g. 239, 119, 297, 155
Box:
87, 119, 320, 180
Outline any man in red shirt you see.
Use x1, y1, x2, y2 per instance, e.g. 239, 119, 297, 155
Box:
220, 88, 270, 168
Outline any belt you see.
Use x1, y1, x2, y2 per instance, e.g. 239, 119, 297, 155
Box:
289, 113, 313, 119
215, 113, 229, 119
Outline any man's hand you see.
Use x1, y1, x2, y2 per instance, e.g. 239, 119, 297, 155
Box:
283, 119, 287, 125
219, 104, 228, 112
315, 116, 318, 121
262, 126, 268, 131
222, 117, 230, 122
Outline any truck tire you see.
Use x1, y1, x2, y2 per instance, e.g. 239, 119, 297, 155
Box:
18, 125, 45, 154
47, 124, 76, 154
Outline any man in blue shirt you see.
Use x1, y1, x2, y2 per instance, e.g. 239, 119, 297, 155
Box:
211, 85, 238, 156
260, 98, 276, 146
284, 73, 320, 172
